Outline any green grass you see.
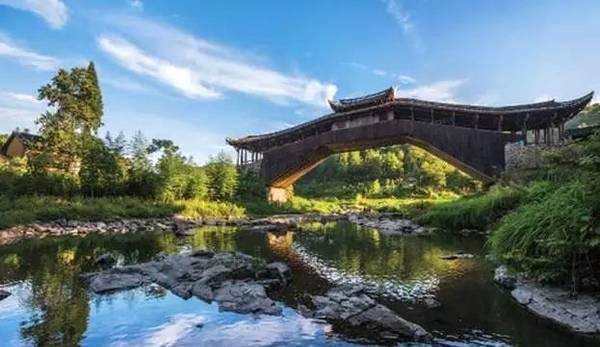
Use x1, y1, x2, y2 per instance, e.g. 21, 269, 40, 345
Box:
0, 196, 251, 229
0, 196, 180, 229
415, 186, 526, 230
177, 199, 246, 220
490, 178, 600, 283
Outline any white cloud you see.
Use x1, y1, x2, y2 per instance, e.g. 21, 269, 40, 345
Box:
0, 0, 67, 29
144, 314, 205, 347
0, 91, 44, 133
0, 34, 61, 71
130, 0, 143, 10
99, 36, 220, 99
395, 79, 465, 102
382, 0, 422, 52
98, 16, 337, 107
346, 61, 416, 84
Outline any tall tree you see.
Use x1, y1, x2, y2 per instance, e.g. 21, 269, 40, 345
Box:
33, 62, 104, 173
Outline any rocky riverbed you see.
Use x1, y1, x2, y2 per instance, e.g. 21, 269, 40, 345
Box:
0, 213, 350, 244
0, 212, 437, 244
495, 266, 600, 334
84, 250, 431, 343
348, 213, 434, 234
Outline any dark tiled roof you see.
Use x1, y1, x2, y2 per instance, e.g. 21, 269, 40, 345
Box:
227, 91, 594, 151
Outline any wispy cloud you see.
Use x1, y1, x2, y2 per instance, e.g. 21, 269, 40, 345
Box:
0, 91, 44, 133
381, 0, 422, 52
346, 61, 416, 84
130, 0, 143, 10
98, 36, 221, 99
0, 0, 67, 29
395, 79, 465, 102
102, 74, 154, 94
0, 34, 61, 71
98, 16, 337, 107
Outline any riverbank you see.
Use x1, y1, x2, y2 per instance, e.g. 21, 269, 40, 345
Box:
0, 210, 438, 244
0, 194, 444, 231
495, 266, 600, 334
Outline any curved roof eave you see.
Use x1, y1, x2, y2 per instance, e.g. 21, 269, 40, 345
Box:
227, 91, 594, 148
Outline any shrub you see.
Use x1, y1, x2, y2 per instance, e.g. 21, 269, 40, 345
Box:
491, 177, 600, 287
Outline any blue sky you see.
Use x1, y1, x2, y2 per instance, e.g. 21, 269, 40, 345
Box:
0, 0, 598, 163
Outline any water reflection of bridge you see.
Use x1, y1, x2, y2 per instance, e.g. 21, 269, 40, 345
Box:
227, 88, 593, 201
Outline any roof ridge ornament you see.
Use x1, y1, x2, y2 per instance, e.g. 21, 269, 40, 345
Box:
328, 87, 395, 113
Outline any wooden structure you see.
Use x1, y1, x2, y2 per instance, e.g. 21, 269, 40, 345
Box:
0, 132, 40, 159
227, 88, 593, 202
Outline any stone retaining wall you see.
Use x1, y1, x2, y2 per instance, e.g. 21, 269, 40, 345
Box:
504, 143, 554, 171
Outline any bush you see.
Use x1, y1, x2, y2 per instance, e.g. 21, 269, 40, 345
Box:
491, 177, 600, 286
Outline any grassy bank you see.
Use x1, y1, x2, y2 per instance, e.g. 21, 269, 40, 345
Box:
0, 194, 446, 230
415, 186, 525, 230
0, 196, 247, 229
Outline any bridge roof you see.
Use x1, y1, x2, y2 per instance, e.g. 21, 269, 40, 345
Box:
227, 91, 594, 152
328, 87, 395, 112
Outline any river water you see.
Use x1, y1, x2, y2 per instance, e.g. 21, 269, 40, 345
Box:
0, 221, 597, 346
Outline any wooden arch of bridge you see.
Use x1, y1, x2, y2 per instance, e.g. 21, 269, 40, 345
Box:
227, 89, 593, 202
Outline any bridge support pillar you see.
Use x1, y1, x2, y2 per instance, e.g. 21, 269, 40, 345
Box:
267, 186, 290, 203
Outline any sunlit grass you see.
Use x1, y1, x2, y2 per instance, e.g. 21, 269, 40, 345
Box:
415, 186, 525, 230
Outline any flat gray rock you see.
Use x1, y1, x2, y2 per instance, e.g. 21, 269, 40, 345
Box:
307, 286, 432, 342
89, 272, 146, 293
511, 280, 600, 334
214, 280, 281, 315
84, 251, 287, 316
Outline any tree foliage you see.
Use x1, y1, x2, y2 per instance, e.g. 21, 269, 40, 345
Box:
205, 152, 238, 201
32, 62, 104, 174
297, 145, 480, 198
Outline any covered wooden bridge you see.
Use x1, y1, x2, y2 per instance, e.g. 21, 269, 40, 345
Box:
227, 88, 593, 202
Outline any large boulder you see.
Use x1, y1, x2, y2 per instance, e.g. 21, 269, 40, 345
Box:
494, 265, 517, 289
213, 280, 281, 315
307, 286, 432, 343
84, 251, 288, 316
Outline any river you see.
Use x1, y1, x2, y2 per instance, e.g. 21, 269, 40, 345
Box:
0, 221, 596, 346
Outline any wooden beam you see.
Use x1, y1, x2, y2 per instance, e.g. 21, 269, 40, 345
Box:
523, 113, 530, 145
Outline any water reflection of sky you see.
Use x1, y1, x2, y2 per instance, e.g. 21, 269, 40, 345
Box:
0, 284, 357, 347
85, 289, 359, 347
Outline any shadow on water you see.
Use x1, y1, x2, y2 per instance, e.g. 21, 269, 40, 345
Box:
0, 222, 598, 346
